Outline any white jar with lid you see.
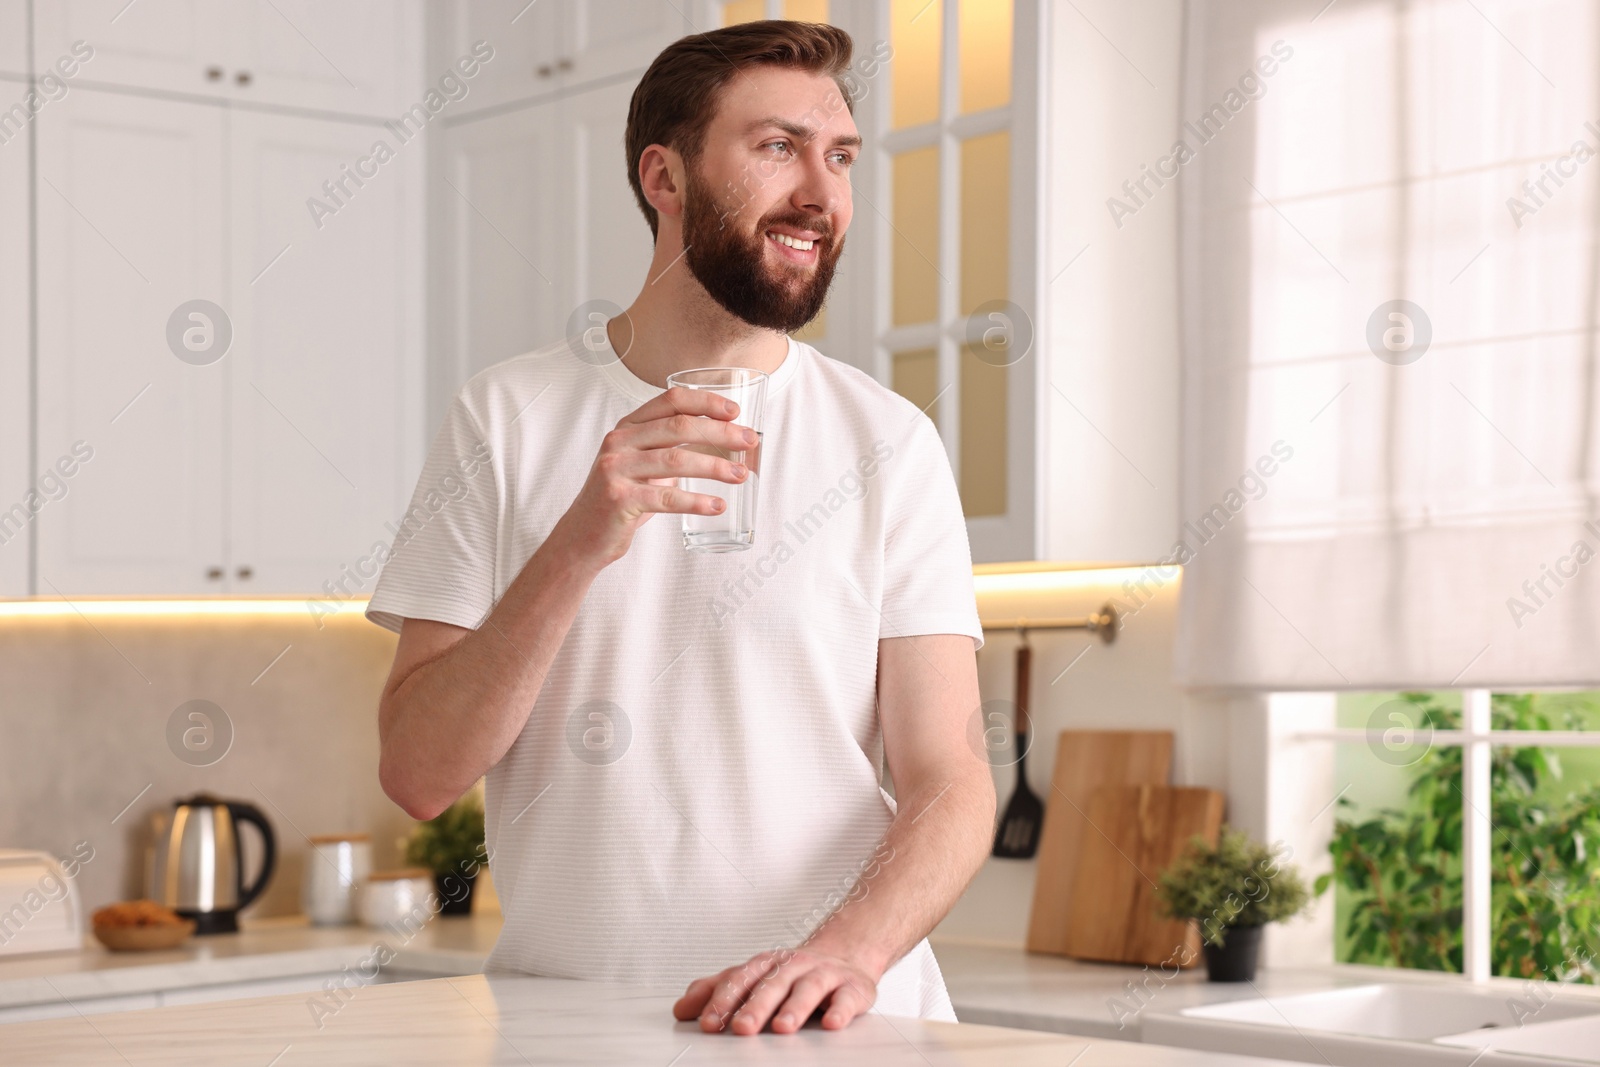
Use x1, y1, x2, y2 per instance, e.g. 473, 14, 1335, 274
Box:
303, 833, 371, 925
357, 868, 434, 928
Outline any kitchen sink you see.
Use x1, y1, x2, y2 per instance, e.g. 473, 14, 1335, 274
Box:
1142, 982, 1600, 1066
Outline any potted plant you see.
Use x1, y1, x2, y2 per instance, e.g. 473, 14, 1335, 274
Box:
1156, 826, 1311, 982
402, 793, 486, 917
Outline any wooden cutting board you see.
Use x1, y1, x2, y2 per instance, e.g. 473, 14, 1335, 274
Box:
1060, 784, 1225, 967
1025, 730, 1173, 955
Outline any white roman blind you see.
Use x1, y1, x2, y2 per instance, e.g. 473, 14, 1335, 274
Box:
1175, 0, 1600, 689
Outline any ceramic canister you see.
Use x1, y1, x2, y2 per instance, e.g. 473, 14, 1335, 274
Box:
303, 833, 372, 925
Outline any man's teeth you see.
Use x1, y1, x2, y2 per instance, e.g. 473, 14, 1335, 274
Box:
766, 231, 815, 251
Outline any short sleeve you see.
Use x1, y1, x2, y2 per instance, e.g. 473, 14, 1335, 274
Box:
365, 392, 500, 635
879, 413, 985, 651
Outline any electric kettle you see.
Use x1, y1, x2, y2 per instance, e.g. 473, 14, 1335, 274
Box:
146, 794, 277, 934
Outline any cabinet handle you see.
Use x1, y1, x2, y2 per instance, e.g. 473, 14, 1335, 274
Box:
205, 66, 224, 82
206, 567, 224, 580
235, 70, 252, 86
556, 57, 572, 72
236, 566, 253, 580
536, 64, 552, 78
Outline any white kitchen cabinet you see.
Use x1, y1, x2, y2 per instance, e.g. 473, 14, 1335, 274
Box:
549, 0, 685, 90
429, 0, 554, 117
226, 110, 423, 594
34, 88, 229, 596
0, 0, 27, 75
33, 88, 422, 595
432, 0, 683, 120
0, 58, 28, 597
436, 99, 562, 393
34, 0, 416, 116
433, 75, 651, 405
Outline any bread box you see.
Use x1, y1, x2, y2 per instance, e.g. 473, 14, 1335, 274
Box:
0, 849, 85, 957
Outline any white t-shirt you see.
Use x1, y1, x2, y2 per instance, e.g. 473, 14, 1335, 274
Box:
365, 330, 985, 1021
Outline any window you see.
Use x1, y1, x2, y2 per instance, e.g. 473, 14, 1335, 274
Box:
1299, 689, 1600, 983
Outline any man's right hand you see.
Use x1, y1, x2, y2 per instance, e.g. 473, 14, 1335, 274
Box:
553, 385, 757, 568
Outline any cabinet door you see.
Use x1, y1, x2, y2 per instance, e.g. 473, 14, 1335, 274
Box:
0, 71, 28, 595
552, 0, 684, 88
435, 101, 565, 391
433, 77, 649, 403
34, 89, 227, 595
432, 0, 557, 119
36, 0, 415, 116
552, 77, 655, 309
226, 111, 422, 594
226, 0, 417, 116
0, 0, 27, 75
33, 0, 235, 100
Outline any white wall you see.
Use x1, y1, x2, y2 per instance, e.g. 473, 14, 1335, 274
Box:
1041, 0, 1184, 564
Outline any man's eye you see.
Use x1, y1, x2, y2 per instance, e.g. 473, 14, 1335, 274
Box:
830, 153, 856, 167
764, 141, 792, 155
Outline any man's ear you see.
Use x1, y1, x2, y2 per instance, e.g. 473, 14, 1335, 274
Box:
640, 144, 686, 223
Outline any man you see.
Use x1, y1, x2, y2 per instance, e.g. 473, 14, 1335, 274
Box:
367, 20, 993, 1036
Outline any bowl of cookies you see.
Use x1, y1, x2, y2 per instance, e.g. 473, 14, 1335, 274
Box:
91, 899, 196, 951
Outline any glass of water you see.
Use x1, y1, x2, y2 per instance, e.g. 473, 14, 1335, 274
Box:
664, 366, 767, 552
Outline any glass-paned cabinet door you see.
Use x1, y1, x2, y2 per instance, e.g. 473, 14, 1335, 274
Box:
712, 0, 1038, 560
883, 0, 1016, 522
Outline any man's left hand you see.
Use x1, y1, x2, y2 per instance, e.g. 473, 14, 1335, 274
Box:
672, 946, 880, 1035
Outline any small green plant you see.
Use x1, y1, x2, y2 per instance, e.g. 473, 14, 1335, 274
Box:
402, 793, 486, 878
1319, 692, 1600, 982
1156, 825, 1311, 947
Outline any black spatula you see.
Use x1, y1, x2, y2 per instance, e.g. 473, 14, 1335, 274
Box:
992, 636, 1042, 858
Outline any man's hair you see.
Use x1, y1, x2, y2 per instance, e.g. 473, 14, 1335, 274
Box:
625, 20, 855, 241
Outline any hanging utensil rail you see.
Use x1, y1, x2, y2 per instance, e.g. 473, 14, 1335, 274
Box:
978, 601, 1119, 644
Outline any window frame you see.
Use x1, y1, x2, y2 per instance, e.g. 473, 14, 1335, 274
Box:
1293, 687, 1600, 982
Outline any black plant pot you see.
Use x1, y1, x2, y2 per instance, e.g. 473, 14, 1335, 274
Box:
433, 871, 477, 916
1202, 923, 1264, 982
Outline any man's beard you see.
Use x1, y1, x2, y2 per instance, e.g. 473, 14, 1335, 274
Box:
679, 164, 844, 334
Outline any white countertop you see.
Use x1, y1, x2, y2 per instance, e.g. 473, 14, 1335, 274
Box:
0, 970, 1322, 1066
0, 912, 499, 1010
932, 940, 1600, 1041
6, 917, 1596, 1063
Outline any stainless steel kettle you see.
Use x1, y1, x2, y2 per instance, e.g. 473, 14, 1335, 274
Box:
146, 794, 277, 934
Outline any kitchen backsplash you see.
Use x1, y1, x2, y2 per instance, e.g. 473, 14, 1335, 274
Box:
0, 608, 411, 921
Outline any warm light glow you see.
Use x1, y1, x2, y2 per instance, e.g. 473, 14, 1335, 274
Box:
973, 563, 1182, 598
0, 598, 369, 618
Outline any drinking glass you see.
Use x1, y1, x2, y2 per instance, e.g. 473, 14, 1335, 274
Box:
664, 366, 766, 552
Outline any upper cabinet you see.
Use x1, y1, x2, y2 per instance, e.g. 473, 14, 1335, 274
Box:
432, 0, 686, 119
0, 0, 27, 75
225, 109, 423, 593
33, 0, 417, 116
0, 49, 29, 598
551, 1, 686, 89
33, 89, 424, 596
433, 76, 653, 404
33, 89, 229, 595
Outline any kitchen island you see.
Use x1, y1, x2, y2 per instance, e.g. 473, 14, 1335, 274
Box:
4, 971, 1314, 1066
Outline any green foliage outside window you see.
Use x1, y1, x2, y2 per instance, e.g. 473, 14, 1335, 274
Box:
1319, 692, 1600, 982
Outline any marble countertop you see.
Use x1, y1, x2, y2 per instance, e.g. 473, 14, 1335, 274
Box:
1, 971, 1322, 1066
932, 940, 1600, 1041
0, 912, 499, 1010
8, 916, 1596, 1056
